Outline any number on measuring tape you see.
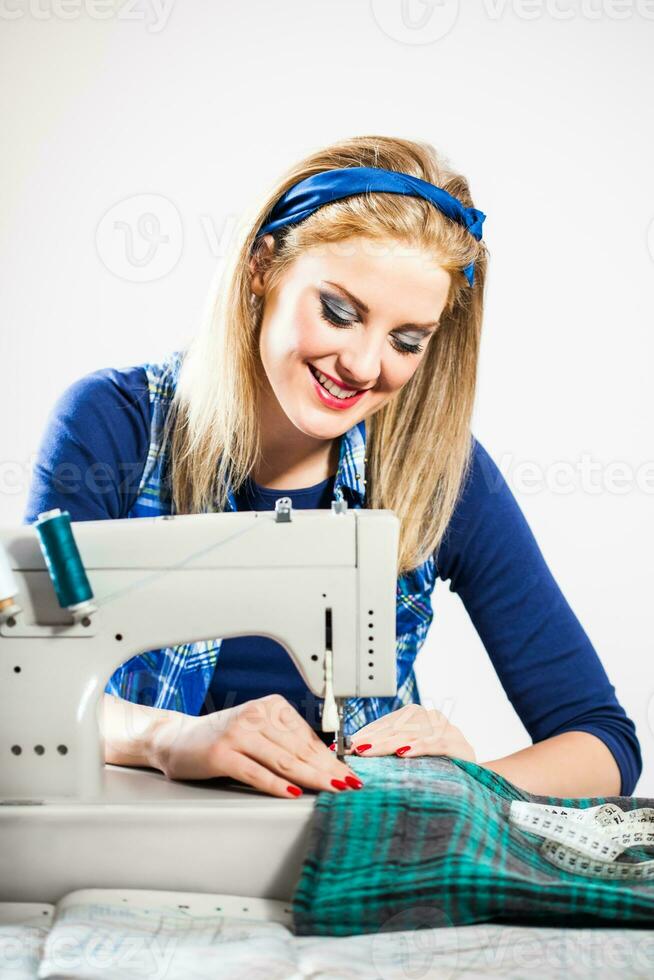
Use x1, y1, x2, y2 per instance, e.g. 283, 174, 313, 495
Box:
509, 800, 654, 880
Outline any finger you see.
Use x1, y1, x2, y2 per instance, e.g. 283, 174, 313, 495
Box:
350, 705, 428, 750
352, 734, 410, 757
213, 744, 307, 799
231, 732, 363, 793
238, 694, 310, 740
243, 697, 361, 783
392, 734, 476, 763
239, 696, 327, 760
264, 731, 364, 787
260, 718, 360, 779
350, 717, 396, 746
354, 716, 393, 736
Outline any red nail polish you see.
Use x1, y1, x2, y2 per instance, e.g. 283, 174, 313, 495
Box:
354, 743, 372, 754
329, 742, 336, 751
344, 775, 364, 790
331, 778, 348, 790
396, 745, 411, 756
287, 785, 303, 797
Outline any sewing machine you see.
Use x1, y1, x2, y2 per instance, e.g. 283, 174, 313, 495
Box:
0, 499, 399, 903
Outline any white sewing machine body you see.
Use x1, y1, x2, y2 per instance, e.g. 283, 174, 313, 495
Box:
0, 504, 399, 902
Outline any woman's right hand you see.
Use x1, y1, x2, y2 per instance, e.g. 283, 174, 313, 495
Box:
148, 693, 364, 798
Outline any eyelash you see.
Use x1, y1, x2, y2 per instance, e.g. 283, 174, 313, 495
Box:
319, 299, 424, 356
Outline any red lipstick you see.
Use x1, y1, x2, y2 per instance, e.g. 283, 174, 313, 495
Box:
308, 365, 368, 411
312, 366, 364, 392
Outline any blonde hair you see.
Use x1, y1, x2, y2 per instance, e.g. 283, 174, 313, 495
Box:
165, 135, 489, 576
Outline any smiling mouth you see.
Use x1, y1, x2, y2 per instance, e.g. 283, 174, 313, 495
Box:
308, 364, 370, 398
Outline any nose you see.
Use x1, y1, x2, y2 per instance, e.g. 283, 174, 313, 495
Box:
336, 335, 382, 390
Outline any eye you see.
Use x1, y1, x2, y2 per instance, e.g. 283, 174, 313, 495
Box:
319, 295, 355, 327
319, 294, 424, 357
390, 337, 424, 356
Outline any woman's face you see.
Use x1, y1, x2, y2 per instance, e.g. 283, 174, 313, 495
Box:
251, 234, 452, 441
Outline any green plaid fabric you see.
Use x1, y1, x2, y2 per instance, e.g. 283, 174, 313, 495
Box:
292, 756, 654, 936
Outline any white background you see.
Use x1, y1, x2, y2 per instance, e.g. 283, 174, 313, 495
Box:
1, 1, 653, 791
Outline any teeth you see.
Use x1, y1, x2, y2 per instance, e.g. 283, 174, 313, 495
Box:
311, 366, 361, 400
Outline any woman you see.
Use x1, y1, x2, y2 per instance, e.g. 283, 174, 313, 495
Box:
24, 135, 641, 801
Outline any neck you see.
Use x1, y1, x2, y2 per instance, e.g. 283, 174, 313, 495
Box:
253, 378, 341, 490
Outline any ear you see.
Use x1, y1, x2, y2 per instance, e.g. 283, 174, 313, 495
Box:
249, 233, 275, 297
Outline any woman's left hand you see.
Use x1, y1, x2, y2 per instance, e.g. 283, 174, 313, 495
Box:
348, 704, 476, 763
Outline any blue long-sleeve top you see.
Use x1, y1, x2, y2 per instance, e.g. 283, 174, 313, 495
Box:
22, 365, 643, 794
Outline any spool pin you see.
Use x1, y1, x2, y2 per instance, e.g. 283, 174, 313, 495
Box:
0, 542, 21, 621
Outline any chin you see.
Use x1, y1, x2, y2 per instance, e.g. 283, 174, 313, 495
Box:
292, 415, 342, 439
287, 402, 347, 436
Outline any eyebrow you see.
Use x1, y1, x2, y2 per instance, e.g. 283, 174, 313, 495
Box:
321, 280, 439, 333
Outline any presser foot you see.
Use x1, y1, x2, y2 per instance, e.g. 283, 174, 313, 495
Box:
335, 699, 346, 761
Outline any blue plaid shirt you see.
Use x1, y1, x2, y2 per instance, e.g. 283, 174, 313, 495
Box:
105, 350, 435, 736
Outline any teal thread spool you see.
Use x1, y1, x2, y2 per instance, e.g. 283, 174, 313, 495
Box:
35, 509, 96, 619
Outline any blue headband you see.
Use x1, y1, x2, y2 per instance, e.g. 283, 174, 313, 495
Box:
255, 166, 486, 287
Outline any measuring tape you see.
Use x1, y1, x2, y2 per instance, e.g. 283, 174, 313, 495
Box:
509, 800, 654, 880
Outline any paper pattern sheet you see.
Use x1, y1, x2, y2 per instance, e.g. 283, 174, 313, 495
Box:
0, 903, 55, 980
37, 889, 294, 980
3, 890, 654, 979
